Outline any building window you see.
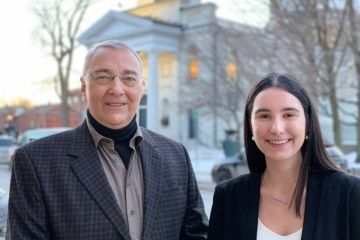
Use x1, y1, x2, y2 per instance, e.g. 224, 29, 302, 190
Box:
161, 98, 170, 127
139, 95, 147, 127
189, 58, 200, 80
226, 52, 238, 84
227, 62, 237, 78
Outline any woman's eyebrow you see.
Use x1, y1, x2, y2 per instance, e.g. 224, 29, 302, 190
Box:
254, 108, 270, 115
282, 107, 300, 112
254, 107, 300, 115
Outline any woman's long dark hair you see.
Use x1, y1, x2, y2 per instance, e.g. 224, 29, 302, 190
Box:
244, 73, 340, 216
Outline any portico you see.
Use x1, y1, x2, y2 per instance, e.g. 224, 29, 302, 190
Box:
78, 11, 181, 132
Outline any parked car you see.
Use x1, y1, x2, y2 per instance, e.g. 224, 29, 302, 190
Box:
0, 188, 8, 232
0, 135, 18, 166
211, 149, 248, 184
18, 127, 71, 147
325, 144, 348, 169
211, 145, 348, 184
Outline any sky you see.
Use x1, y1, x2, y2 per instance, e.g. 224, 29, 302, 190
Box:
0, 0, 269, 106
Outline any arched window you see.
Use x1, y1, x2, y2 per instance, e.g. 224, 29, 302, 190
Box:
227, 62, 237, 78
189, 58, 200, 80
186, 44, 200, 81
226, 54, 238, 85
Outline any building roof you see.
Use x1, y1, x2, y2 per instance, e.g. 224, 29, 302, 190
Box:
78, 10, 182, 51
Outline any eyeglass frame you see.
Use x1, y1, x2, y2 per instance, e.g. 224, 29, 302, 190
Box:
85, 70, 142, 88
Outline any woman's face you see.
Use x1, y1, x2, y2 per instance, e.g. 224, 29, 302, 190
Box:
250, 87, 306, 165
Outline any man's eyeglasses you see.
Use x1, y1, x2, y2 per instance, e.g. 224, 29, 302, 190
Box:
88, 72, 141, 87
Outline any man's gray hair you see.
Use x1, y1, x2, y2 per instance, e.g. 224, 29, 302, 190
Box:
82, 40, 143, 75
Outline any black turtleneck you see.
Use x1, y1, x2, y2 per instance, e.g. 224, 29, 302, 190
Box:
87, 111, 137, 169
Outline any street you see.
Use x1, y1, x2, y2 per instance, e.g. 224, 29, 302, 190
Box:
198, 181, 215, 217
0, 167, 10, 194
0, 166, 10, 239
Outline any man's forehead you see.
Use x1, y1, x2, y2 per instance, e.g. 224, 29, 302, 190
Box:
90, 48, 141, 67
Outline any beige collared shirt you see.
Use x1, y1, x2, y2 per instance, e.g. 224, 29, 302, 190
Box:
87, 120, 144, 240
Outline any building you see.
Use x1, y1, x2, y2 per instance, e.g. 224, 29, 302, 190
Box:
78, 0, 359, 152
78, 0, 270, 148
0, 89, 85, 136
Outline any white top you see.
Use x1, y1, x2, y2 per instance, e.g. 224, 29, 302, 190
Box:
257, 219, 302, 240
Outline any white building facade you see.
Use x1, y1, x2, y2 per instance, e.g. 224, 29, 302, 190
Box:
78, 0, 250, 148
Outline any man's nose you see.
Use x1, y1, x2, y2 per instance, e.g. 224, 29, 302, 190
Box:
108, 76, 125, 95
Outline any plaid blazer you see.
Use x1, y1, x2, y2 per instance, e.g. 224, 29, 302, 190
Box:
6, 122, 208, 240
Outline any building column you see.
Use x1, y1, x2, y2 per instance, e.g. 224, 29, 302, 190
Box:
146, 51, 159, 131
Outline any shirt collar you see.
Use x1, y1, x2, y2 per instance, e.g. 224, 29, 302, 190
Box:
86, 118, 143, 148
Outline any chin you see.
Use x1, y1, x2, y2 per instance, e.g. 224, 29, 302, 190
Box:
109, 118, 131, 128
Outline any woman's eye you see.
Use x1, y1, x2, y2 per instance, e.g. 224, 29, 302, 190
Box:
259, 114, 270, 119
284, 113, 295, 118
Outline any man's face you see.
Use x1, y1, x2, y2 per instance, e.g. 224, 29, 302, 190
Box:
81, 47, 144, 129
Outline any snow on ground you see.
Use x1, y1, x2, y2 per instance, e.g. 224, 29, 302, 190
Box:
187, 146, 224, 183
345, 152, 360, 177
345, 152, 360, 168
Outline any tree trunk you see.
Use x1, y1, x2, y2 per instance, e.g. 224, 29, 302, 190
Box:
328, 75, 342, 148
348, 0, 360, 162
61, 89, 70, 127
212, 28, 219, 147
355, 57, 360, 162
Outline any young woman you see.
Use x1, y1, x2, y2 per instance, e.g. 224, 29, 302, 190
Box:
208, 73, 360, 240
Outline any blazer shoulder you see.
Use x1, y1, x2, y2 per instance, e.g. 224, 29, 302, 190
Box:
140, 127, 183, 148
326, 171, 360, 188
215, 173, 259, 194
310, 170, 360, 196
20, 124, 87, 156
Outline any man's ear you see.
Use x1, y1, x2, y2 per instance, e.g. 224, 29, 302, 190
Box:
80, 77, 87, 100
141, 78, 146, 88
140, 78, 146, 95
80, 77, 85, 91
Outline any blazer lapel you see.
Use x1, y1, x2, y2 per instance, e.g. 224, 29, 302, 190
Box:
247, 174, 261, 240
68, 123, 131, 240
302, 171, 323, 240
138, 134, 163, 239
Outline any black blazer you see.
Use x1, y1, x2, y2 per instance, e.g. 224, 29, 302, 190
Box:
208, 170, 360, 240
6, 122, 208, 240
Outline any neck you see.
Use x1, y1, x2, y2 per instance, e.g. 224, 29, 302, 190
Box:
87, 110, 137, 142
262, 169, 297, 191
263, 155, 302, 189
261, 170, 298, 206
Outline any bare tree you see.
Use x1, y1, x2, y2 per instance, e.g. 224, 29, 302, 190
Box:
346, 0, 360, 161
33, 0, 95, 126
267, 0, 350, 148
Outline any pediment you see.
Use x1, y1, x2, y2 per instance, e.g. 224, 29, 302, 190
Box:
79, 11, 155, 46
78, 10, 182, 52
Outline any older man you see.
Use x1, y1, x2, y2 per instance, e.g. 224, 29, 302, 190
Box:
7, 40, 208, 240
